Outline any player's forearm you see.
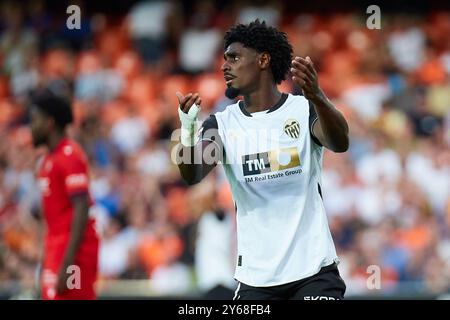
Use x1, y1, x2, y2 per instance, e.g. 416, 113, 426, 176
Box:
178, 145, 202, 185
177, 142, 216, 185
310, 91, 349, 152
61, 196, 90, 269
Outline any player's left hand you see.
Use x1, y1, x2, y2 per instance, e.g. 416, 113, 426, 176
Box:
56, 267, 69, 295
291, 56, 322, 101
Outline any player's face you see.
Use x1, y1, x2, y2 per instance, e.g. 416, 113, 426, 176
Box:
222, 42, 261, 95
30, 108, 50, 147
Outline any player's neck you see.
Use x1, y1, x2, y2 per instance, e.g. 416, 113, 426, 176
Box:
243, 85, 281, 114
48, 132, 66, 152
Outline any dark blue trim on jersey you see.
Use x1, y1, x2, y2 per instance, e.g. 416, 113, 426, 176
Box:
309, 101, 323, 147
200, 115, 225, 160
238, 93, 289, 117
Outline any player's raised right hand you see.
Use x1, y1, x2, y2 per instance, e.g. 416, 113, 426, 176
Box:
176, 91, 202, 114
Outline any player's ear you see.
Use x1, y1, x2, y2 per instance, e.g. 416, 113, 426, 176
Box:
258, 52, 271, 70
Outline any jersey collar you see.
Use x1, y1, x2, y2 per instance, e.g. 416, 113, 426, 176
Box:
238, 93, 288, 117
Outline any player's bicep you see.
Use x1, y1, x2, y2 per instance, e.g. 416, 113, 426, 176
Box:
309, 101, 324, 147
57, 155, 90, 197
69, 193, 90, 215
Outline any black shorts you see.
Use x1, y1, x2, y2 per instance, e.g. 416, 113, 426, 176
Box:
233, 263, 346, 300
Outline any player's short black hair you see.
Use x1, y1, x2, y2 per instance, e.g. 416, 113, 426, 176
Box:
224, 19, 293, 84
32, 91, 73, 129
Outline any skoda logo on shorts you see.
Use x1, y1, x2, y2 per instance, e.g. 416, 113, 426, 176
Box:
284, 119, 300, 139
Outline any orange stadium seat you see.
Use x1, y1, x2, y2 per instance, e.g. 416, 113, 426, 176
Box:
396, 224, 434, 252
416, 58, 446, 85
137, 233, 184, 275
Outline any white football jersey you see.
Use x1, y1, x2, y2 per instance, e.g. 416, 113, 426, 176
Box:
201, 93, 339, 287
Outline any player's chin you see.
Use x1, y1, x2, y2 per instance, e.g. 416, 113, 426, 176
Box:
225, 86, 241, 99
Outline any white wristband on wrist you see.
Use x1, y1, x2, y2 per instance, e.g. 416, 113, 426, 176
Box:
178, 103, 200, 147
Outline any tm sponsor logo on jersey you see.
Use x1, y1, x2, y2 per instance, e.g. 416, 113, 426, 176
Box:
242, 147, 302, 182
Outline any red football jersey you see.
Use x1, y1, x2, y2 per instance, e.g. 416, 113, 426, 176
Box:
37, 138, 99, 299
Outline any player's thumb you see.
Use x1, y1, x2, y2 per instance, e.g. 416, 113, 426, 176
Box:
175, 91, 184, 105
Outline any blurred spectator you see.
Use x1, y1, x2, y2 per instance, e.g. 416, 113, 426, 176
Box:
236, 0, 281, 27
75, 51, 124, 103
387, 16, 426, 72
127, 0, 175, 65
99, 215, 130, 278
177, 0, 221, 74
110, 107, 149, 155
188, 179, 236, 299
0, 1, 37, 76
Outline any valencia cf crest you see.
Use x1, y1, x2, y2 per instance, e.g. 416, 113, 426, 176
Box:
284, 119, 300, 139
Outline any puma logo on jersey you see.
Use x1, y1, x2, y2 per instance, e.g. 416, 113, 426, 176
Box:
242, 147, 300, 176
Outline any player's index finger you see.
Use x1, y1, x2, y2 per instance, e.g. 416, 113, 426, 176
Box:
185, 93, 198, 108
175, 91, 184, 105
305, 56, 317, 75
291, 64, 314, 82
296, 57, 313, 70
183, 93, 194, 105
292, 60, 310, 72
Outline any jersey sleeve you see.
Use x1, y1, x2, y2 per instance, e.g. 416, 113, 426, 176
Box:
309, 101, 323, 147
57, 148, 90, 197
199, 114, 225, 160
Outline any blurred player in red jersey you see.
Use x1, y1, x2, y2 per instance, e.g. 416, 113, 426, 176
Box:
30, 92, 99, 300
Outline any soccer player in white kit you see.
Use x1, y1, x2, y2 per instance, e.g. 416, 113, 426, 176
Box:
176, 20, 349, 300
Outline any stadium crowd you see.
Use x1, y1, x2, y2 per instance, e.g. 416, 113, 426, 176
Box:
0, 0, 449, 298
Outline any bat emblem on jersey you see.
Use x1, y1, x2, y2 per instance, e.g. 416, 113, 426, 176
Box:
284, 119, 300, 139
